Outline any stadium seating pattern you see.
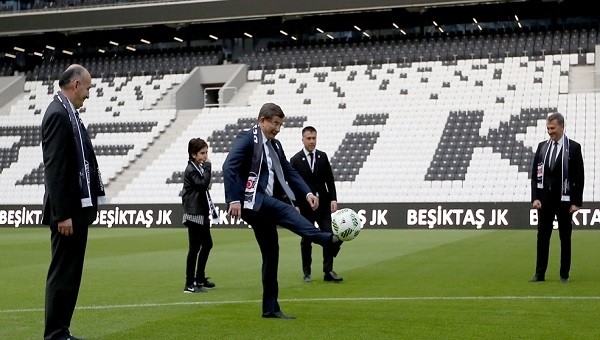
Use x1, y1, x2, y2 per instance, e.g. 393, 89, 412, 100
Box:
1, 28, 599, 205
0, 73, 181, 204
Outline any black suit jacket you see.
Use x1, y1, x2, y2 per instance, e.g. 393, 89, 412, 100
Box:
41, 97, 97, 226
223, 128, 312, 210
530, 138, 584, 207
290, 149, 337, 205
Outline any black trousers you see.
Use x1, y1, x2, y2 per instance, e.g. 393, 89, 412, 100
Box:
242, 196, 334, 314
184, 219, 213, 286
535, 196, 573, 279
44, 220, 88, 340
300, 202, 334, 275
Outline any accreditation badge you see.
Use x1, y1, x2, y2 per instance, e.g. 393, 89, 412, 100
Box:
536, 162, 543, 181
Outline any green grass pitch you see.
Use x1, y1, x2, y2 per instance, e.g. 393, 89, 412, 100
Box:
2, 227, 600, 339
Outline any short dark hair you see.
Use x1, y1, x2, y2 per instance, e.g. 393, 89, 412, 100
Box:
302, 126, 317, 135
258, 102, 285, 120
547, 112, 565, 126
188, 138, 208, 160
58, 65, 86, 89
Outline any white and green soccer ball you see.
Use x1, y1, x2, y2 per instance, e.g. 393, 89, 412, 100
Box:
331, 208, 362, 241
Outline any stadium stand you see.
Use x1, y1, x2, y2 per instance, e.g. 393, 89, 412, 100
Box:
0, 73, 180, 204
238, 28, 598, 70
26, 47, 224, 80
138, 51, 596, 204
1, 0, 599, 210
0, 60, 14, 77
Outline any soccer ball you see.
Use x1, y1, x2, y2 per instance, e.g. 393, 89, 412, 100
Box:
331, 208, 362, 241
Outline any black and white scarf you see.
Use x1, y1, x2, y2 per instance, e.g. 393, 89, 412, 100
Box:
56, 92, 106, 208
536, 135, 570, 201
189, 161, 220, 224
244, 124, 263, 210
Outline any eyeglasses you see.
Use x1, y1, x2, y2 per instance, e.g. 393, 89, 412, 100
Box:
267, 119, 284, 129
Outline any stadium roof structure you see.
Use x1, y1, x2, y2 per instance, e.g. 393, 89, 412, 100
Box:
0, 0, 561, 37
0, 0, 592, 69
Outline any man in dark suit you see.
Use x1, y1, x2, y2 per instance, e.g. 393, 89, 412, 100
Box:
290, 126, 342, 283
222, 102, 342, 320
530, 112, 584, 284
42, 64, 105, 340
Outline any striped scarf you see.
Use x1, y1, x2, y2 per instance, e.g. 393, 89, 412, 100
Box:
56, 92, 106, 207
536, 135, 570, 201
190, 161, 220, 224
243, 124, 263, 210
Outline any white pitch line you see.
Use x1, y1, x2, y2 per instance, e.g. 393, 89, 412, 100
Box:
3, 296, 600, 314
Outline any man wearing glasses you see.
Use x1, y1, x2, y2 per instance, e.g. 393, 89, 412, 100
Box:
223, 102, 343, 319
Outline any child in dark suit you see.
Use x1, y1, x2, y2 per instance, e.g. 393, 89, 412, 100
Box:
181, 138, 219, 293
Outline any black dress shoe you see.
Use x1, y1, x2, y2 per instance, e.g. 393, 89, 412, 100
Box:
528, 276, 545, 282
262, 311, 296, 319
57, 334, 82, 340
324, 270, 343, 282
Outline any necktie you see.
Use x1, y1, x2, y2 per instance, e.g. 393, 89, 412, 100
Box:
308, 152, 314, 172
266, 140, 296, 201
549, 141, 558, 169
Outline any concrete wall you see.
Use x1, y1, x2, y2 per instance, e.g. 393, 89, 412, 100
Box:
173, 64, 248, 110
596, 45, 600, 90
0, 75, 25, 109
220, 64, 248, 105
173, 68, 204, 111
